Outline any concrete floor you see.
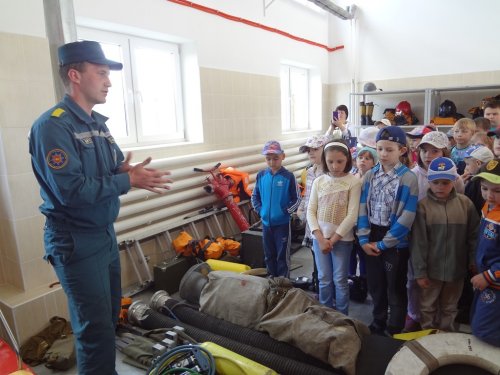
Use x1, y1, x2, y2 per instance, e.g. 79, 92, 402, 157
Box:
29, 246, 373, 374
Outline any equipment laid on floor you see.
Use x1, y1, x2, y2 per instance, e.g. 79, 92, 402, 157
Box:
240, 229, 266, 269
16, 316, 75, 372
153, 256, 196, 295
0, 308, 34, 374
200, 342, 277, 375
128, 302, 338, 375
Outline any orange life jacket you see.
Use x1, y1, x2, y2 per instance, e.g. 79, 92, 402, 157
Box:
219, 167, 252, 203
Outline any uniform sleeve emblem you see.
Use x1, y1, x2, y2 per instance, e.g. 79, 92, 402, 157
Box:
46, 149, 68, 169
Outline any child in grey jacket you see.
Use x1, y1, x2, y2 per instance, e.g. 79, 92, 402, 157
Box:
411, 157, 479, 330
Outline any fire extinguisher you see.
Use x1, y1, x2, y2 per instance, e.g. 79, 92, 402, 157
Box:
194, 163, 250, 232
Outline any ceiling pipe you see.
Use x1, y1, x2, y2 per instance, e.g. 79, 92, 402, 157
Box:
167, 0, 344, 52
307, 0, 356, 20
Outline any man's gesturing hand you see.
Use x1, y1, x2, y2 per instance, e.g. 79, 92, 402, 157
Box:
128, 157, 172, 194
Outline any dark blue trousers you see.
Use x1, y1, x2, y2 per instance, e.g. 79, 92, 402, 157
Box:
471, 288, 500, 347
44, 224, 121, 375
262, 222, 291, 277
365, 224, 409, 333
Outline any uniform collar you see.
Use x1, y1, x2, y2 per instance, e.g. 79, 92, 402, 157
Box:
62, 95, 109, 125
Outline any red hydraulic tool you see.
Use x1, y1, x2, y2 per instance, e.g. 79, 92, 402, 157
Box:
194, 163, 250, 232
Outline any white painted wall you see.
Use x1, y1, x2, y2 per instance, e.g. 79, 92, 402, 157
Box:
0, 0, 46, 37
330, 0, 500, 83
2, 0, 498, 84
74, 0, 332, 78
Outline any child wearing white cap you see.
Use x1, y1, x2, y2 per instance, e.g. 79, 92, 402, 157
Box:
413, 131, 465, 201
411, 157, 479, 331
463, 145, 495, 215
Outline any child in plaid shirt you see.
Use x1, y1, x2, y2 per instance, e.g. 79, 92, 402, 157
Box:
357, 126, 418, 335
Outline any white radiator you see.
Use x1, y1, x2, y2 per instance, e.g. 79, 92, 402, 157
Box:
115, 139, 309, 243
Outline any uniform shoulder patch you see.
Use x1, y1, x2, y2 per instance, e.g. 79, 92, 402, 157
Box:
51, 108, 66, 118
46, 149, 68, 169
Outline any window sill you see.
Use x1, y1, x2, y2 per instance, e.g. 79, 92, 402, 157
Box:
281, 129, 322, 135
122, 139, 204, 153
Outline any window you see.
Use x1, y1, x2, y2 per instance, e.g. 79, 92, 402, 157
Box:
78, 27, 185, 146
280, 64, 310, 131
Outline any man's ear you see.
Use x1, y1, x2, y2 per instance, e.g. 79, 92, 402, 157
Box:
281, 153, 286, 161
67, 68, 81, 84
399, 146, 408, 156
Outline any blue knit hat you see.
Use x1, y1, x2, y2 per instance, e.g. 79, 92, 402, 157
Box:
357, 146, 378, 163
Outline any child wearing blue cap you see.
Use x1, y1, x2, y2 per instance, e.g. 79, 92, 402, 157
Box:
251, 141, 301, 277
357, 126, 418, 335
410, 157, 479, 331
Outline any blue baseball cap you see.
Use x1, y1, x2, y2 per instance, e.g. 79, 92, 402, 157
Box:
428, 157, 458, 181
58, 41, 123, 70
376, 126, 407, 146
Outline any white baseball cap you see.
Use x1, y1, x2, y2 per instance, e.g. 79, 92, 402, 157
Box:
419, 131, 450, 149
464, 145, 494, 163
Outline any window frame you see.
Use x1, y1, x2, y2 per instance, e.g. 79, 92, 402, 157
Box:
77, 27, 185, 147
280, 63, 311, 132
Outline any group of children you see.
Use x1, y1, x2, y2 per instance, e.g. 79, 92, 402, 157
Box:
251, 112, 500, 347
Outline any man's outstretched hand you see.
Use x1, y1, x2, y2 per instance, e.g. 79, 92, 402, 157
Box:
125, 154, 173, 194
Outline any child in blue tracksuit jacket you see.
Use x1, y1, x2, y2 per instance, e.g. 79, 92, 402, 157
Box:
251, 140, 300, 277
470, 159, 500, 347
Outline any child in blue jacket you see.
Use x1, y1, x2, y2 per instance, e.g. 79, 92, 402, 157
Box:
251, 140, 301, 277
470, 159, 500, 347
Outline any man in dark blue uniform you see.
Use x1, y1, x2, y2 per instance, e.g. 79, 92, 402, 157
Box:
29, 40, 172, 374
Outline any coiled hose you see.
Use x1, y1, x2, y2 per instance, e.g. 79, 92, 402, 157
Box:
129, 302, 341, 375
152, 294, 332, 371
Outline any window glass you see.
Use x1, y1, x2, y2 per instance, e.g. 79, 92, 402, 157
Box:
78, 27, 184, 146
281, 64, 310, 131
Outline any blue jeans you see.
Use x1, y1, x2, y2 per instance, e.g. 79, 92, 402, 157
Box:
313, 239, 352, 315
262, 223, 291, 277
44, 224, 121, 375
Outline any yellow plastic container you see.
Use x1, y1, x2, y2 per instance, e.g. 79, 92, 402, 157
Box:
206, 259, 250, 273
201, 342, 277, 375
